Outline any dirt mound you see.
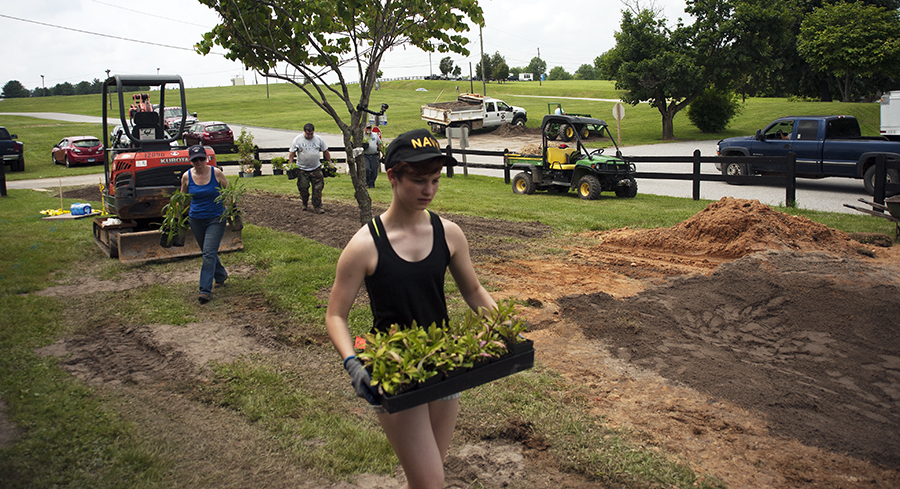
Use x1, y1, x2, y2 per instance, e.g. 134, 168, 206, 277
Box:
586, 197, 861, 258
491, 122, 542, 138
561, 249, 900, 469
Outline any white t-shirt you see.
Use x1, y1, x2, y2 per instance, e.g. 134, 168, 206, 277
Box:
289, 133, 328, 171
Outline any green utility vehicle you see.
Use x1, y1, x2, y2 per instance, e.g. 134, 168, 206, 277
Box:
505, 114, 637, 199
544, 103, 605, 141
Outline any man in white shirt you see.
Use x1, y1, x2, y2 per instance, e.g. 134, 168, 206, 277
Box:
362, 124, 384, 188
289, 123, 332, 213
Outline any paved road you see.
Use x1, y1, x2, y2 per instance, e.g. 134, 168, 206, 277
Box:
2, 112, 873, 214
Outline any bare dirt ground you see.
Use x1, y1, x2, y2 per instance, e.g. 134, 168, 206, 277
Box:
14, 127, 900, 488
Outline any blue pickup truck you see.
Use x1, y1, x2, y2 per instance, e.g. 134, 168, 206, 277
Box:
0, 126, 25, 172
716, 115, 899, 194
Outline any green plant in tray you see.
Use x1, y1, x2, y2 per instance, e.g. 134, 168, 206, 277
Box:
356, 299, 528, 396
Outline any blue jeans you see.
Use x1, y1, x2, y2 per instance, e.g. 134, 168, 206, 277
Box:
364, 153, 380, 186
189, 216, 228, 296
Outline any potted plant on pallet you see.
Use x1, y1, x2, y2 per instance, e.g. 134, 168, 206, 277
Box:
214, 176, 246, 231
159, 190, 192, 247
252, 159, 263, 177
236, 127, 257, 178
271, 156, 287, 176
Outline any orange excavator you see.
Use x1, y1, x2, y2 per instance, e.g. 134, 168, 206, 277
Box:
94, 74, 242, 263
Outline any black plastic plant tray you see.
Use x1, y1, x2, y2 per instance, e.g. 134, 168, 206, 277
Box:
378, 342, 535, 414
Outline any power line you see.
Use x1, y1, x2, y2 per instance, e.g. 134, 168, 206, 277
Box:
89, 0, 209, 28
0, 13, 220, 54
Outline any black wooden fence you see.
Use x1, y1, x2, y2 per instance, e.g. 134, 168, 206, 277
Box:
204, 144, 900, 208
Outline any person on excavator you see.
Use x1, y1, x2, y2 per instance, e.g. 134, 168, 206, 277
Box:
139, 93, 153, 112
129, 94, 142, 120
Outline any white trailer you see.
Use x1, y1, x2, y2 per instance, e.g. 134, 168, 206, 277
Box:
880, 91, 900, 139
421, 93, 527, 134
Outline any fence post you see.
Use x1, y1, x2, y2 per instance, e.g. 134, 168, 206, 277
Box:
785, 152, 796, 207
445, 145, 454, 178
692, 149, 701, 201
875, 153, 886, 206
0, 158, 7, 197
503, 149, 510, 184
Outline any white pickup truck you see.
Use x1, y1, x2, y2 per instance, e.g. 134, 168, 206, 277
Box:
421, 93, 527, 134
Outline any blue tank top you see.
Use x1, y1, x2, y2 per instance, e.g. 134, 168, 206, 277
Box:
364, 211, 451, 333
187, 170, 224, 219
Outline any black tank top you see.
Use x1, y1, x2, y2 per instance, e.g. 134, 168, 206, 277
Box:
364, 211, 451, 333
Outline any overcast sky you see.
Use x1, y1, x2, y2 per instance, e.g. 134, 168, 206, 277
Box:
1, 0, 688, 91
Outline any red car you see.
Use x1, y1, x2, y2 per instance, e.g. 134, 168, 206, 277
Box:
182, 121, 234, 146
52, 136, 104, 167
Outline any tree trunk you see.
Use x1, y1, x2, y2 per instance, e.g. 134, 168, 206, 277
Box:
842, 73, 853, 102
660, 106, 676, 140
344, 142, 373, 225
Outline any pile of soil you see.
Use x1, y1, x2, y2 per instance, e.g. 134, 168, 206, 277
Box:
588, 197, 862, 258
39, 187, 900, 488
491, 122, 542, 138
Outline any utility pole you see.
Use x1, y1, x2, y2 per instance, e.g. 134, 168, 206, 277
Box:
105, 70, 111, 108
538, 48, 541, 86
480, 25, 486, 96
41, 75, 45, 96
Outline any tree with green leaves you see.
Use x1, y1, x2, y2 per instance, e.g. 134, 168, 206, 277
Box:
492, 61, 509, 82
439, 56, 455, 77
608, 1, 736, 140
525, 57, 546, 78
196, 0, 483, 224
52, 82, 75, 96
548, 66, 572, 80
798, 2, 900, 102
475, 52, 507, 81
1, 80, 29, 98
574, 64, 596, 80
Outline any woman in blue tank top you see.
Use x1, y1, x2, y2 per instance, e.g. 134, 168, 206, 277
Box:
326, 129, 497, 489
181, 145, 229, 304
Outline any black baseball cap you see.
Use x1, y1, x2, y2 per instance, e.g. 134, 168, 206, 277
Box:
188, 145, 207, 161
383, 129, 456, 170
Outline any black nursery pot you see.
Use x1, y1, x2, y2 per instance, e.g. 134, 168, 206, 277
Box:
171, 229, 187, 247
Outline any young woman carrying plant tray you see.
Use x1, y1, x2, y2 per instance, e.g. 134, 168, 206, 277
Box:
326, 129, 498, 489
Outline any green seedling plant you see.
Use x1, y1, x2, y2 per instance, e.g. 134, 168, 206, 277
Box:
271, 156, 287, 171
236, 127, 257, 174
160, 190, 192, 246
482, 300, 529, 345
357, 299, 528, 396
215, 175, 247, 229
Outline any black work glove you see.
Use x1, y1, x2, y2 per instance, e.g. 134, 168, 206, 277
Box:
344, 356, 379, 405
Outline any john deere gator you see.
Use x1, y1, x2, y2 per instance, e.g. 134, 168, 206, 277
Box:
504, 114, 637, 199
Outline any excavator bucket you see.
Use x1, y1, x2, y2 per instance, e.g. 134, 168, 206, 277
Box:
94, 217, 243, 264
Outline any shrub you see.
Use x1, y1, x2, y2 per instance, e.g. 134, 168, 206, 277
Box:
687, 89, 742, 133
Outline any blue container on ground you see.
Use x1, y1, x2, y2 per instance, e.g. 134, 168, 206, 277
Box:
70, 203, 92, 216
